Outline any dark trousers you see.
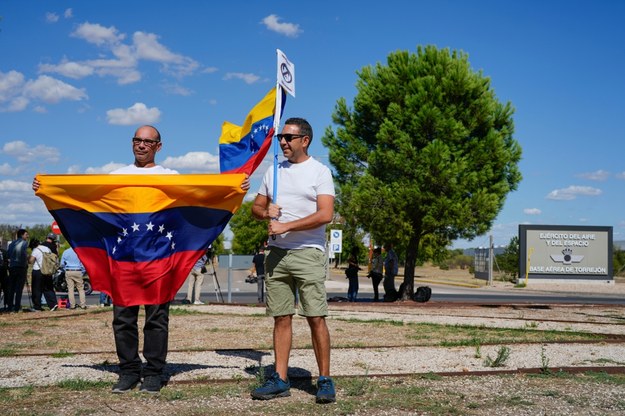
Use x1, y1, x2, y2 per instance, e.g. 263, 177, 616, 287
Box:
257, 275, 265, 303
7, 267, 27, 311
370, 272, 383, 301
113, 302, 170, 377
383, 273, 397, 301
31, 270, 57, 310
0, 267, 8, 308
347, 277, 359, 301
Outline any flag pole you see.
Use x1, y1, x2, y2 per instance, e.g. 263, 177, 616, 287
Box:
272, 49, 295, 240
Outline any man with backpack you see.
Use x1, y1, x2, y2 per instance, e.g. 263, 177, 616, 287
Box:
29, 235, 59, 311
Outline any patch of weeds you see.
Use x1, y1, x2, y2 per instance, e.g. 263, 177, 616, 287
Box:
168, 308, 204, 316
22, 329, 42, 336
0, 348, 18, 357
515, 282, 527, 288
582, 357, 625, 366
524, 321, 538, 329
336, 317, 405, 326
251, 365, 267, 390
474, 344, 482, 359
540, 345, 551, 374
418, 372, 442, 381
160, 389, 185, 401
583, 371, 625, 385
484, 346, 511, 367
503, 395, 534, 406
342, 373, 369, 397
56, 378, 110, 390
51, 350, 74, 358
542, 390, 561, 397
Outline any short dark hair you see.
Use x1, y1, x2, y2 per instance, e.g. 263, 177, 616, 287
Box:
16, 229, 27, 238
284, 117, 313, 143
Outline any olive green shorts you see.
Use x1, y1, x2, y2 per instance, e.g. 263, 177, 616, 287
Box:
264, 246, 328, 317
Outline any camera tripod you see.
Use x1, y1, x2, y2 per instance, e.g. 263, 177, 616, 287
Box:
205, 256, 224, 303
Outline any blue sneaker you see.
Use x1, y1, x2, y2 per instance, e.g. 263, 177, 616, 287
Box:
316, 376, 336, 404
251, 372, 291, 400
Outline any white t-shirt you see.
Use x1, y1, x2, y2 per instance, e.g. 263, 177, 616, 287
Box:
111, 164, 179, 175
258, 157, 335, 251
31, 245, 51, 271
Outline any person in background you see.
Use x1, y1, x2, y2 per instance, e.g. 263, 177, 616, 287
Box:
345, 248, 360, 302
383, 243, 399, 301
252, 246, 266, 303
29, 238, 59, 311
61, 246, 87, 310
0, 247, 8, 311
185, 253, 207, 305
99, 292, 113, 307
251, 117, 336, 404
6, 229, 29, 312
368, 247, 384, 302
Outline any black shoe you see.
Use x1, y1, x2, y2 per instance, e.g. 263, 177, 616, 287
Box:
140, 375, 162, 394
112, 374, 140, 393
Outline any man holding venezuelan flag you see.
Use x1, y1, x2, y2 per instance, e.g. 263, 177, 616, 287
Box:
33, 125, 250, 394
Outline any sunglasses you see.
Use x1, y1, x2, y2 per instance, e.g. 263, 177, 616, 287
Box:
132, 137, 160, 147
276, 134, 306, 143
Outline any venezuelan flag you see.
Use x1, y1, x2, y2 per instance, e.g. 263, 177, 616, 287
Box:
219, 87, 286, 174
35, 173, 246, 306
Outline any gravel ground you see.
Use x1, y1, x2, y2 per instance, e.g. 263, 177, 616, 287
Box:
1, 276, 624, 415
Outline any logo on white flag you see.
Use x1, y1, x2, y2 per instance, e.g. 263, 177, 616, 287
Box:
277, 49, 295, 97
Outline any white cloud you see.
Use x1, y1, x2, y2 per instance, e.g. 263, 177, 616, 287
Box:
523, 208, 542, 215
64, 8, 73, 19
85, 162, 127, 173
0, 163, 12, 175
161, 152, 219, 172
133, 32, 199, 77
546, 185, 602, 201
616, 172, 625, 180
0, 70, 27, 111
202, 67, 218, 74
223, 72, 261, 84
2, 140, 61, 163
106, 102, 161, 125
576, 169, 610, 181
162, 82, 193, 96
0, 179, 31, 192
46, 12, 60, 23
6, 202, 37, 213
23, 75, 88, 104
71, 22, 125, 46
39, 59, 95, 79
261, 14, 302, 38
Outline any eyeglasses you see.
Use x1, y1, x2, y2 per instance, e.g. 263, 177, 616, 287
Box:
276, 134, 306, 143
132, 137, 160, 147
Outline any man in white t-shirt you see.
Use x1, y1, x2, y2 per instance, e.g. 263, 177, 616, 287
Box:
251, 117, 336, 404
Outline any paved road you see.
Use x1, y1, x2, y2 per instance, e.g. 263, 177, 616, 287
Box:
15, 267, 625, 309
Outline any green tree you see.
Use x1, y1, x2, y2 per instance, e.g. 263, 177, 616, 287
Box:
496, 236, 520, 280
322, 46, 522, 300
229, 201, 268, 254
613, 247, 625, 277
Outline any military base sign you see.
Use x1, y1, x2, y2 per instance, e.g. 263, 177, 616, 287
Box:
519, 224, 613, 284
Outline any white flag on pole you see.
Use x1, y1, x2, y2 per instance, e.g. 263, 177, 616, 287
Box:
277, 49, 295, 97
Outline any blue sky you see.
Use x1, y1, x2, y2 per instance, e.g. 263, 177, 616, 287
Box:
1, 1, 624, 249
